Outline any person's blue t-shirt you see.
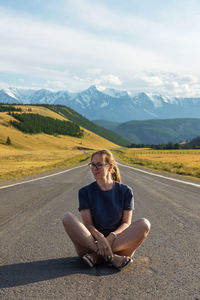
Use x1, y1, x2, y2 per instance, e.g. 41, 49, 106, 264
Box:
78, 181, 134, 236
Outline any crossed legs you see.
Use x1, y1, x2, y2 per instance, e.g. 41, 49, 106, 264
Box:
62, 212, 98, 256
112, 218, 151, 257
62, 212, 151, 261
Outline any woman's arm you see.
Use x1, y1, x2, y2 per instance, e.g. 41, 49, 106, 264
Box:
80, 209, 104, 240
80, 209, 113, 258
106, 210, 132, 246
114, 210, 132, 233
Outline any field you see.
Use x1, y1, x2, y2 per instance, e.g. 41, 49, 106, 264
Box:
0, 106, 119, 180
1, 105, 200, 181
114, 148, 200, 180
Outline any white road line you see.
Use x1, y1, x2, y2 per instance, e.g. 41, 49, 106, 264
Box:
118, 162, 200, 188
1, 162, 200, 190
0, 164, 87, 190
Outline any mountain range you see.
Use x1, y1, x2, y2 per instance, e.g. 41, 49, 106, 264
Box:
1, 86, 200, 122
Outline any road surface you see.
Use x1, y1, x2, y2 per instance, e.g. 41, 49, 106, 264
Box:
0, 163, 200, 299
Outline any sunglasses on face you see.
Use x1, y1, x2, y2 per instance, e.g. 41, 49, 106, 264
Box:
88, 162, 108, 170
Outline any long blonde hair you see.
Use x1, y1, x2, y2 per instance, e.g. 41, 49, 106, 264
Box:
91, 149, 121, 183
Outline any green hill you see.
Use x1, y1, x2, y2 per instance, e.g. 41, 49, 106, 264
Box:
94, 118, 200, 144
10, 113, 83, 137
93, 119, 120, 132
184, 136, 200, 148
47, 105, 130, 146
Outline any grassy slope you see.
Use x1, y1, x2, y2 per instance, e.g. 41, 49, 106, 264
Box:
48, 105, 130, 147
0, 105, 120, 180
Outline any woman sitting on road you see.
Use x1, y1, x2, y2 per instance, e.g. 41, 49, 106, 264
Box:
62, 149, 151, 270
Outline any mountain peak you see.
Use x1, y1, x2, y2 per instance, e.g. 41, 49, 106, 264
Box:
0, 86, 200, 122
103, 88, 129, 98
87, 85, 98, 92
2, 88, 19, 100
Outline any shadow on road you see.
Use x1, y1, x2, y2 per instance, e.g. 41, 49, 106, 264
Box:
0, 257, 118, 288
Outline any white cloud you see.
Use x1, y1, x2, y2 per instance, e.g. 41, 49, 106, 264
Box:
63, 0, 200, 74
171, 81, 179, 88
138, 74, 164, 87
135, 72, 200, 97
0, 10, 164, 88
45, 80, 67, 90
1, 2, 200, 96
86, 68, 102, 75
71, 73, 123, 90
94, 75, 123, 86
0, 82, 9, 89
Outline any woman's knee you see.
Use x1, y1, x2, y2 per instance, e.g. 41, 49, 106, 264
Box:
62, 212, 75, 227
137, 218, 151, 235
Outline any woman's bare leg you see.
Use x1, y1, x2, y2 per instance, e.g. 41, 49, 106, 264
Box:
112, 218, 151, 257
62, 212, 98, 256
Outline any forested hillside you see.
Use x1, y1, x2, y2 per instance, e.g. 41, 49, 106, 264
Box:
0, 104, 22, 112
10, 113, 83, 137
47, 105, 130, 146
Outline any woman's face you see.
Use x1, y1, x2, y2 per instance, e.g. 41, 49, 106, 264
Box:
90, 154, 111, 180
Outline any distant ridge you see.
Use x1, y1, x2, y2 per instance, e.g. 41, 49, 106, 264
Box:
0, 86, 200, 122
184, 136, 200, 148
94, 118, 200, 145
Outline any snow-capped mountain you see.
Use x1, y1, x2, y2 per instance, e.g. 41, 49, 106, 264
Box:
101, 87, 129, 98
0, 85, 200, 122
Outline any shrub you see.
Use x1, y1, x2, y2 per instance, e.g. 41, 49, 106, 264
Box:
6, 136, 11, 145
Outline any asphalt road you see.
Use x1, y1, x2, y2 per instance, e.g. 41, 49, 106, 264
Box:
0, 163, 200, 300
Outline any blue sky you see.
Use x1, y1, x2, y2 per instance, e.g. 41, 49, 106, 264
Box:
0, 0, 200, 96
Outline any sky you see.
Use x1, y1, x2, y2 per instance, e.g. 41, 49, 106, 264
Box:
0, 0, 200, 96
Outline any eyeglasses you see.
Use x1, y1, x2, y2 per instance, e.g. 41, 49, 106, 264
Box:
88, 162, 108, 170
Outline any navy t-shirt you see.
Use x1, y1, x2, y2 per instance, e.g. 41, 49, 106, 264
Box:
78, 181, 134, 236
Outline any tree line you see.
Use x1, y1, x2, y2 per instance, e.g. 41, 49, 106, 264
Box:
10, 113, 84, 137
128, 140, 200, 150
0, 104, 22, 112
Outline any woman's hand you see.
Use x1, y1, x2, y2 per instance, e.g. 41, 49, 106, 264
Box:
96, 235, 113, 260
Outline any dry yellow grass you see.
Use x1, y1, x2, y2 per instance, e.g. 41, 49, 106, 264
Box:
114, 148, 200, 179
2, 106, 199, 180
127, 149, 200, 169
0, 149, 90, 180
11, 105, 70, 120
0, 107, 119, 180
